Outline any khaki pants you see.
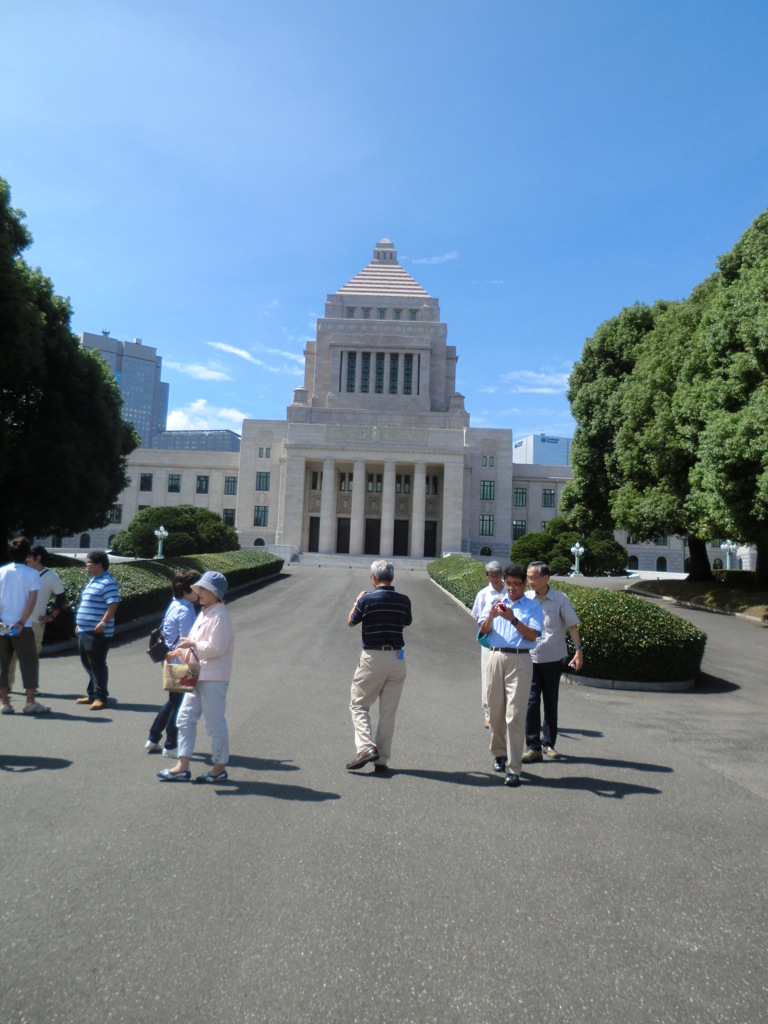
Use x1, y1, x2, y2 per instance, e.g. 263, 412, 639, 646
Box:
349, 649, 407, 766
0, 628, 39, 693
6, 622, 45, 688
486, 649, 533, 776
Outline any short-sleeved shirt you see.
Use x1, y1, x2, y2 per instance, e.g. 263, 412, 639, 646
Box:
75, 572, 120, 636
161, 597, 197, 649
481, 593, 542, 650
31, 567, 66, 621
527, 586, 580, 663
0, 562, 41, 627
350, 586, 412, 650
471, 582, 505, 621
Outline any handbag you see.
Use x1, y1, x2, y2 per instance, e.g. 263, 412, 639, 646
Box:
162, 659, 200, 692
147, 626, 170, 663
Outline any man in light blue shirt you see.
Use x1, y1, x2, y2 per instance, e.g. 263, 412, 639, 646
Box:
478, 563, 542, 787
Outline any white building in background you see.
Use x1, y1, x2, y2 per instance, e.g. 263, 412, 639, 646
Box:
53, 242, 752, 574
513, 434, 572, 466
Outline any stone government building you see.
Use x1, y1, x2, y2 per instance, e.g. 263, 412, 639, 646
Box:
52, 239, 738, 572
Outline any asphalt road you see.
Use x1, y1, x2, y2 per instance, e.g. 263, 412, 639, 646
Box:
2, 567, 766, 1024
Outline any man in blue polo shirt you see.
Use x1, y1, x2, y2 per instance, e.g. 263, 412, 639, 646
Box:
75, 550, 120, 711
346, 559, 412, 773
478, 563, 542, 787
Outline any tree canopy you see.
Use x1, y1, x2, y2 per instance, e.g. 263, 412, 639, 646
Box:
110, 505, 240, 558
0, 177, 139, 544
510, 516, 627, 577
561, 208, 768, 585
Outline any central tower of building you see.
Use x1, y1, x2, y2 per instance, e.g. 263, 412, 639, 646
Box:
237, 239, 511, 559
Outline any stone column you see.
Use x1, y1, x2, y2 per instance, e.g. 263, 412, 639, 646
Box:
349, 459, 366, 554
279, 452, 306, 549
441, 458, 464, 553
411, 461, 427, 557
380, 460, 396, 556
318, 457, 336, 553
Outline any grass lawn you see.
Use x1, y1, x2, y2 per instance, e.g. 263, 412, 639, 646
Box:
628, 579, 768, 621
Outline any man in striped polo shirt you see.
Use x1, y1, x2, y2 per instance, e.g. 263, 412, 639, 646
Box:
75, 550, 120, 711
346, 559, 412, 773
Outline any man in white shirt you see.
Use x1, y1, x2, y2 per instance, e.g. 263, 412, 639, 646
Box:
7, 545, 66, 688
0, 537, 49, 715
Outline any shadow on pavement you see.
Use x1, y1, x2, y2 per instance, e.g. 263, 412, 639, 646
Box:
520, 774, 663, 798
227, 754, 300, 773
0, 754, 72, 773
557, 728, 604, 738
206, 779, 340, 801
379, 768, 499, 787
693, 672, 739, 694
561, 756, 672, 773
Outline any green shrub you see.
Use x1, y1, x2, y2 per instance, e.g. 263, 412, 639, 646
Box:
113, 505, 239, 558
43, 550, 283, 645
428, 554, 707, 683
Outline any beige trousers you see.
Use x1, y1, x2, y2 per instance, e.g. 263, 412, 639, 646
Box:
349, 649, 407, 765
486, 649, 533, 775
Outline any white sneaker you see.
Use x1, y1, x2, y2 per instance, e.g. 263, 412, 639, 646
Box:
543, 745, 563, 760
162, 746, 178, 758
145, 740, 162, 752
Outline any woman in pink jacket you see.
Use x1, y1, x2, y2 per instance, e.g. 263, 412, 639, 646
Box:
157, 571, 234, 784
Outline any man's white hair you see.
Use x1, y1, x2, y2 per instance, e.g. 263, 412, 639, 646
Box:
370, 559, 395, 582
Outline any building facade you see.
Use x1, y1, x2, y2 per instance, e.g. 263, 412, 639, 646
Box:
81, 332, 169, 448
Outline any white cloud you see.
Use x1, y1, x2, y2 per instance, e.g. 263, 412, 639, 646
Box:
410, 250, 460, 265
166, 398, 250, 432
165, 361, 232, 382
499, 369, 571, 395
208, 342, 259, 363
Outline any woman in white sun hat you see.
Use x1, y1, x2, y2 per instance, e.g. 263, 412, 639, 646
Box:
157, 570, 235, 784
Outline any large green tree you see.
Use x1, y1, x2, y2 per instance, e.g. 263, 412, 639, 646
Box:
679, 210, 768, 586
0, 178, 139, 543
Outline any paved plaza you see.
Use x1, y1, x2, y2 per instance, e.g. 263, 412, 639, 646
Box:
2, 566, 767, 1024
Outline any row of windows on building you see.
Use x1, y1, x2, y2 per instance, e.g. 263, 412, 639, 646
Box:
137, 473, 269, 495
341, 351, 420, 396
479, 519, 551, 539
345, 308, 419, 321
513, 487, 557, 508
310, 472, 441, 495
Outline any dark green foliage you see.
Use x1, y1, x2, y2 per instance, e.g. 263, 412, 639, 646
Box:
429, 555, 706, 682
0, 177, 139, 544
110, 505, 239, 558
510, 517, 627, 577
42, 549, 283, 645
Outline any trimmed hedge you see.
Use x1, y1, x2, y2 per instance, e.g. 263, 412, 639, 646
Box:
428, 555, 707, 683
42, 550, 284, 645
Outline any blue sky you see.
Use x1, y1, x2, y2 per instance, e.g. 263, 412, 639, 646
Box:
4, 1, 768, 439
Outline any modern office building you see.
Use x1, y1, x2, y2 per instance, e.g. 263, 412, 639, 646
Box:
80, 332, 169, 448
513, 434, 572, 466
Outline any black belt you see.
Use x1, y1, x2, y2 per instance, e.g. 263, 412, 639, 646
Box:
490, 647, 530, 654
364, 645, 403, 651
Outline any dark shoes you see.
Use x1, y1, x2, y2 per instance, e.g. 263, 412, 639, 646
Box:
493, 756, 507, 773
195, 770, 228, 784
504, 772, 521, 787
346, 745, 379, 770
157, 769, 191, 782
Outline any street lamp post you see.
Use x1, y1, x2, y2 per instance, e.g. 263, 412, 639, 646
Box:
720, 540, 737, 571
570, 541, 585, 576
154, 525, 169, 559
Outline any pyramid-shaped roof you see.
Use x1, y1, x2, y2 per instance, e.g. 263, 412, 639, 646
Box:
335, 239, 432, 299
